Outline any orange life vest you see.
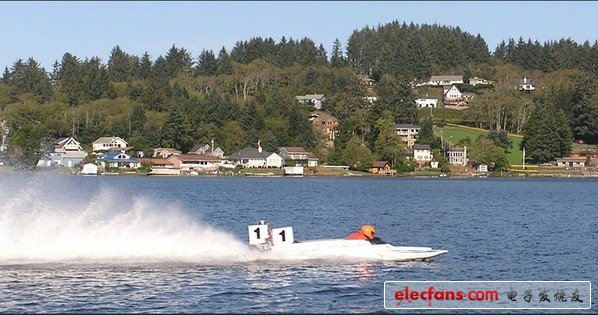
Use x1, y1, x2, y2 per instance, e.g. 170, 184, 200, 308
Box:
345, 231, 370, 240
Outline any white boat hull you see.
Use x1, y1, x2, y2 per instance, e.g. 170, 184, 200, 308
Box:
253, 239, 447, 262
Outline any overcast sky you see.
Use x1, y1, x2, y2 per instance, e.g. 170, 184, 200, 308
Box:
1, 1, 596, 70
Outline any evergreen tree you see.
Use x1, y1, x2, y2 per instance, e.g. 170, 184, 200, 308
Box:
82, 57, 112, 101
57, 53, 85, 106
487, 129, 512, 150
521, 104, 573, 163
316, 44, 328, 66
130, 103, 146, 137
161, 108, 194, 151
4, 58, 52, 103
196, 49, 218, 76
107, 45, 134, 82
287, 105, 314, 148
139, 52, 153, 79
571, 75, 598, 144
163, 45, 194, 78
416, 118, 441, 149
216, 47, 233, 75
330, 38, 347, 68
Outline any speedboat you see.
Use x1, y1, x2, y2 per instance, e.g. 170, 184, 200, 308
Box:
248, 220, 447, 262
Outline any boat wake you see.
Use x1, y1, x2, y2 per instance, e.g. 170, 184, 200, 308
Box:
0, 180, 257, 265
0, 176, 445, 266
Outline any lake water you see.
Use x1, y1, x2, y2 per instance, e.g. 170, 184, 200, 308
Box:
0, 175, 596, 313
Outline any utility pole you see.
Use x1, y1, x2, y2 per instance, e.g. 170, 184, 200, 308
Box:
441, 131, 444, 149
522, 147, 526, 170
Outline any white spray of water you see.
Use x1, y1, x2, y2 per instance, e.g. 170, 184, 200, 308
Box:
0, 178, 257, 265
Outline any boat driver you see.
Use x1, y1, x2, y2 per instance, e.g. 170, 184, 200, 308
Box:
345, 225, 376, 240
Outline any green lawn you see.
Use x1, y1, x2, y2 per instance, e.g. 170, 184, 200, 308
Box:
433, 124, 526, 166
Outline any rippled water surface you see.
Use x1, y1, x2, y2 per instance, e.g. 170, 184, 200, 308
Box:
0, 175, 596, 313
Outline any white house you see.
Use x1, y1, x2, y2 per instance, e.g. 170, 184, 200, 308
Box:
81, 163, 98, 175
415, 95, 438, 108
413, 144, 433, 162
428, 75, 464, 86
37, 137, 88, 168
296, 94, 325, 110
477, 164, 488, 172
469, 77, 493, 86
447, 146, 468, 166
92, 136, 128, 152
266, 153, 284, 168
228, 145, 283, 168
279, 147, 319, 167
518, 77, 536, 91
443, 85, 463, 101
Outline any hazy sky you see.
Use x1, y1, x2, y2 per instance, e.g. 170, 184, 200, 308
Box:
1, 1, 596, 70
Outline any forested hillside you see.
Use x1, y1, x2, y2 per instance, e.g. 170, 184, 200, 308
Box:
0, 20, 596, 167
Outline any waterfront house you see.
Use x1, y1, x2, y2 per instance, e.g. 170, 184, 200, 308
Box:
81, 163, 98, 175
37, 137, 88, 168
369, 161, 397, 176
469, 77, 494, 86
296, 94, 325, 110
227, 145, 283, 168
167, 154, 219, 173
143, 158, 180, 175
96, 151, 141, 169
415, 95, 438, 108
413, 144, 433, 162
153, 148, 182, 159
307, 152, 319, 167
310, 112, 339, 148
92, 136, 128, 152
279, 147, 318, 167
447, 146, 468, 166
428, 75, 464, 86
187, 141, 225, 158
556, 156, 586, 169
477, 164, 488, 172
394, 124, 420, 149
518, 77, 536, 91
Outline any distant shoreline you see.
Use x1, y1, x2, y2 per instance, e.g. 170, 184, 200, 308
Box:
2, 166, 598, 179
